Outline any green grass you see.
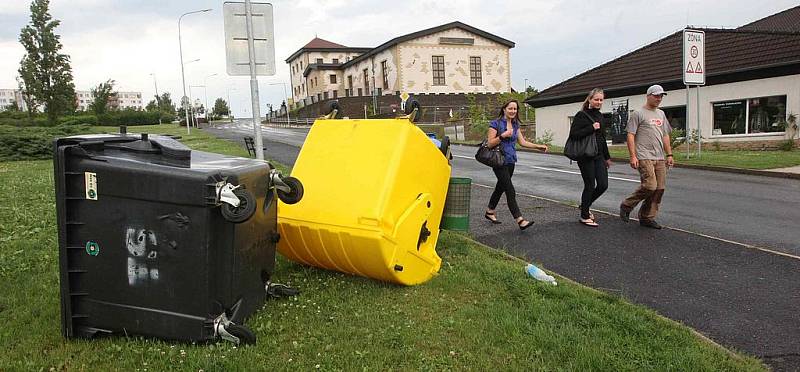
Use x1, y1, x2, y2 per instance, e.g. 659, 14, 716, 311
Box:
607, 146, 800, 170
0, 126, 766, 370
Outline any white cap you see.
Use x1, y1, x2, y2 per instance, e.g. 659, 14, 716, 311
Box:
646, 85, 667, 96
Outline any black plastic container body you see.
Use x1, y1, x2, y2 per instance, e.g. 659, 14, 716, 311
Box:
53, 133, 277, 342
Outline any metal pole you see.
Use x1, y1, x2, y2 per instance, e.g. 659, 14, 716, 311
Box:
524, 78, 529, 121
151, 73, 161, 125
686, 85, 690, 159
697, 85, 701, 158
227, 87, 233, 123
245, 0, 265, 160
177, 9, 210, 134
283, 82, 291, 125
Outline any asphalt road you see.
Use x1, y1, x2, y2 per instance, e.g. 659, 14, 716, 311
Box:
205, 120, 800, 371
210, 120, 800, 257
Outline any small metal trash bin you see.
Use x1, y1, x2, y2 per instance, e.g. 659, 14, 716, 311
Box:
441, 177, 471, 231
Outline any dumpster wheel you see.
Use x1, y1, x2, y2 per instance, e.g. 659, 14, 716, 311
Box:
277, 177, 304, 205
221, 189, 256, 223
225, 324, 256, 345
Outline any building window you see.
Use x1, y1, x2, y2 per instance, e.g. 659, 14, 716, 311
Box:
712, 95, 787, 135
333, 58, 339, 64
469, 56, 482, 86
662, 106, 687, 132
316, 58, 323, 64
346, 56, 350, 62
323, 91, 328, 100
358, 88, 363, 97
381, 60, 389, 90
333, 90, 338, 98
432, 56, 445, 86
317, 93, 322, 102
330, 74, 337, 84
300, 61, 303, 69
347, 75, 353, 93
363, 69, 369, 93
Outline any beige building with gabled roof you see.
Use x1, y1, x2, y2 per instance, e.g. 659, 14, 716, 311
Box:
285, 22, 515, 109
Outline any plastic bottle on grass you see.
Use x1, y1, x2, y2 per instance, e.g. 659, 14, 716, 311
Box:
525, 264, 557, 286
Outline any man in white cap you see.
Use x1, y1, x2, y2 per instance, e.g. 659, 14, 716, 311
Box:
619, 84, 675, 229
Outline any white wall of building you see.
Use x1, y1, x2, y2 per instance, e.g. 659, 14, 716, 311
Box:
398, 28, 511, 94
536, 74, 800, 145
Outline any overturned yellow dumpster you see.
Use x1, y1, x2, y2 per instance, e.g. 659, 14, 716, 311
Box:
277, 116, 451, 285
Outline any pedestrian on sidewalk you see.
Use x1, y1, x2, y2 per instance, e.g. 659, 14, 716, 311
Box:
569, 88, 611, 227
484, 99, 549, 230
619, 85, 675, 229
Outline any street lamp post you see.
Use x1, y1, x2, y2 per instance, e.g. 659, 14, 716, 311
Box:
268, 82, 290, 125
204, 73, 217, 121
227, 86, 236, 122
178, 8, 211, 134
190, 84, 206, 127
149, 73, 161, 125
523, 78, 529, 122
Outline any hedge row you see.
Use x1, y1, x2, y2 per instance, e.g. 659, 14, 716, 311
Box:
0, 124, 92, 161
0, 111, 175, 127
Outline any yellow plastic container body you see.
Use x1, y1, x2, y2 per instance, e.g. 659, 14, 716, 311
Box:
277, 118, 451, 285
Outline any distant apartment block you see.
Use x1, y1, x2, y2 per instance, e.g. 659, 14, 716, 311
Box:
0, 88, 27, 111
75, 90, 143, 111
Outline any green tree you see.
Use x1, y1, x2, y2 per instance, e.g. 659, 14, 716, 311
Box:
146, 92, 176, 115
18, 0, 76, 124
213, 98, 230, 116
89, 79, 116, 115
16, 75, 38, 118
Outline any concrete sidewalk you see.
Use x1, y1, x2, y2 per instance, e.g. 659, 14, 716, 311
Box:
468, 185, 799, 371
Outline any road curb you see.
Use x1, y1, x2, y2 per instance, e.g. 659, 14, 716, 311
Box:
453, 142, 800, 180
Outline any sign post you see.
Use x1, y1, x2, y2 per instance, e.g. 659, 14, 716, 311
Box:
683, 29, 705, 158
223, 1, 276, 160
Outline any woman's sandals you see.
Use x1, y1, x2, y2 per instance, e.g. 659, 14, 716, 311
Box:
580, 212, 599, 227
484, 211, 501, 224
517, 218, 534, 231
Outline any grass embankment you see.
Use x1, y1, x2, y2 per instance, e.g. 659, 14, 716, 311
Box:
0, 125, 765, 370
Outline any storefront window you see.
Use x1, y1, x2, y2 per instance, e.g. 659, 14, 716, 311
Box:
662, 106, 686, 132
712, 95, 786, 135
748, 96, 786, 133
713, 100, 747, 135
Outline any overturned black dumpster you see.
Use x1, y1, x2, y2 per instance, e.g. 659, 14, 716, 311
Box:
53, 130, 301, 345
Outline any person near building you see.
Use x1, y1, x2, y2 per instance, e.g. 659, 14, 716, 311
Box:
483, 99, 549, 230
569, 88, 611, 227
619, 85, 675, 229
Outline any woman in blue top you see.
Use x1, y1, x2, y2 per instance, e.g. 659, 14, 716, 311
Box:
484, 100, 549, 230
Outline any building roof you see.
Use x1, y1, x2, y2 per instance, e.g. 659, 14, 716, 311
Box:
738, 5, 800, 33
287, 21, 514, 67
285, 37, 371, 63
342, 21, 514, 68
527, 7, 800, 108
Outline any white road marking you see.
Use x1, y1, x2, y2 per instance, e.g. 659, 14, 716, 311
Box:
452, 155, 639, 183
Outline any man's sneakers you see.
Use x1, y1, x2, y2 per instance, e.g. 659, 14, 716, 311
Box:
639, 219, 663, 229
619, 205, 631, 222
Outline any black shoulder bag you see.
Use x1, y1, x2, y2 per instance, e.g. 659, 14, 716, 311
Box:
475, 126, 505, 168
564, 111, 599, 161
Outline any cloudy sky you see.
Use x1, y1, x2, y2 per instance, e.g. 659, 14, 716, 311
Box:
0, 0, 797, 116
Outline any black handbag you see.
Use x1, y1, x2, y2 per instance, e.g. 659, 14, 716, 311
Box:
475, 136, 505, 168
564, 111, 599, 161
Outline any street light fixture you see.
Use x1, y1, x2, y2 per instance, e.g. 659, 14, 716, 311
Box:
178, 8, 212, 134
149, 73, 161, 125
268, 82, 290, 125
523, 78, 529, 122
189, 84, 206, 128
204, 73, 217, 121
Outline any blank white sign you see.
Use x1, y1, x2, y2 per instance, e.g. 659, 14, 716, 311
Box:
223, 2, 276, 76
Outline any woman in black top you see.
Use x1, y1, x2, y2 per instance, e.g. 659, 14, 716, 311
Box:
568, 88, 611, 226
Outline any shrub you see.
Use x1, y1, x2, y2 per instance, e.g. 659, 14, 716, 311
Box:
535, 129, 554, 147
779, 139, 795, 151
670, 128, 686, 150
0, 124, 91, 161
